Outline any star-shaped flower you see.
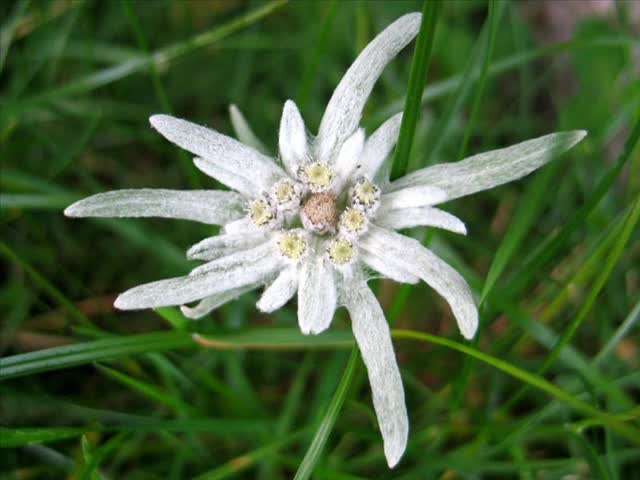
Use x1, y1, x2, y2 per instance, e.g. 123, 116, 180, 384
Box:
65, 12, 586, 467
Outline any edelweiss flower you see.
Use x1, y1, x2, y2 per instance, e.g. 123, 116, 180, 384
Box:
65, 12, 586, 468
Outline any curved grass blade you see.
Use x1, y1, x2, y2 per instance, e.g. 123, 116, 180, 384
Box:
480, 164, 561, 305
509, 116, 640, 296
457, 0, 500, 160
293, 348, 359, 480
296, 0, 338, 110
0, 427, 86, 448
392, 329, 640, 446
5, 0, 288, 116
194, 430, 308, 480
0, 329, 353, 381
0, 241, 89, 326
193, 328, 353, 350
421, 0, 507, 165
121, 0, 198, 188
95, 364, 195, 416
373, 35, 638, 124
390, 0, 442, 180
504, 191, 640, 410
594, 298, 640, 366
0, 331, 193, 380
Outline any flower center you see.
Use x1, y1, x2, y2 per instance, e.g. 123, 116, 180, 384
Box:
327, 238, 355, 265
277, 231, 307, 261
301, 162, 334, 192
351, 178, 380, 212
276, 181, 294, 202
271, 178, 300, 210
248, 198, 275, 227
339, 207, 367, 236
301, 192, 338, 235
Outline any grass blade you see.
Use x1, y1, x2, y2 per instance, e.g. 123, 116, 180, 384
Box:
5, 0, 288, 115
0, 427, 86, 448
390, 0, 442, 180
392, 329, 640, 445
505, 191, 640, 409
457, 0, 500, 160
0, 331, 193, 380
509, 115, 640, 296
193, 328, 353, 350
293, 348, 359, 480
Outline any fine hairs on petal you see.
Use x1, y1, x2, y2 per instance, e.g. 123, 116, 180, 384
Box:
150, 115, 286, 196
375, 207, 467, 235
297, 254, 337, 335
279, 100, 309, 177
343, 276, 408, 468
64, 189, 245, 225
358, 112, 403, 181
257, 266, 298, 313
181, 284, 259, 320
187, 232, 268, 261
229, 104, 269, 154
114, 255, 281, 310
388, 130, 588, 201
315, 13, 422, 163
332, 128, 365, 193
361, 225, 478, 339
360, 249, 420, 285
379, 186, 448, 211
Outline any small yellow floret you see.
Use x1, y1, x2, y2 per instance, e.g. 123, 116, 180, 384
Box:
278, 232, 307, 261
249, 199, 274, 226
303, 162, 334, 191
328, 238, 355, 265
274, 180, 296, 204
353, 179, 379, 207
340, 208, 366, 234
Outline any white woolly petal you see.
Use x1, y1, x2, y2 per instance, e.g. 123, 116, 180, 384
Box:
375, 207, 467, 235
332, 128, 365, 193
193, 158, 257, 198
297, 255, 337, 335
114, 256, 280, 310
229, 104, 269, 155
150, 115, 285, 196
379, 186, 448, 210
315, 13, 421, 163
279, 100, 308, 177
257, 266, 298, 313
189, 242, 275, 277
187, 232, 268, 261
360, 250, 419, 284
181, 284, 259, 319
388, 131, 588, 201
64, 189, 244, 225
343, 279, 408, 468
223, 217, 260, 235
361, 225, 478, 339
358, 112, 403, 180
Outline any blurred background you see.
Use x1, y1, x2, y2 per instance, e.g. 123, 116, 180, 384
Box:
1, 0, 639, 478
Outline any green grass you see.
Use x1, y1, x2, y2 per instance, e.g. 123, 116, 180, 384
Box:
2, 0, 639, 478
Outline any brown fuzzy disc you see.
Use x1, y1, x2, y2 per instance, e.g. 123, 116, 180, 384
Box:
301, 192, 338, 234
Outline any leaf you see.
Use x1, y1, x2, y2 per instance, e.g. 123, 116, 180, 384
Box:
293, 348, 359, 480
193, 328, 354, 350
0, 331, 193, 380
390, 0, 442, 180
0, 427, 86, 448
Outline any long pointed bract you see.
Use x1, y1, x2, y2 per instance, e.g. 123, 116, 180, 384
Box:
65, 189, 244, 225
343, 277, 408, 468
315, 13, 422, 164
